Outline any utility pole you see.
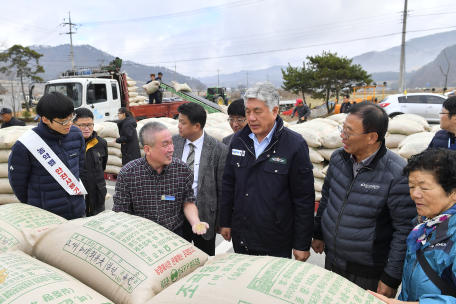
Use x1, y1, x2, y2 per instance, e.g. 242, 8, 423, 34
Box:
246, 71, 249, 88
398, 0, 408, 93
174, 62, 177, 81
61, 12, 77, 71
97, 54, 105, 66
218, 69, 220, 87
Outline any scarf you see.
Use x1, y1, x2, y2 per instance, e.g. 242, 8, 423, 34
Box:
406, 204, 456, 252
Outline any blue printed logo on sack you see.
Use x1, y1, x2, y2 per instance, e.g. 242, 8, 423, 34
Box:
360, 183, 381, 190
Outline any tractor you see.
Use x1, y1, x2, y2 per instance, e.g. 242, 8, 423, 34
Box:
205, 87, 229, 105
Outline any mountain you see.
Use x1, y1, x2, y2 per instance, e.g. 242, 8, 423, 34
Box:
28, 44, 206, 88
197, 65, 287, 88
352, 30, 456, 73
407, 44, 456, 88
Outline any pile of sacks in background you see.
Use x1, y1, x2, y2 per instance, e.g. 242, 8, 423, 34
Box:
127, 76, 148, 106
289, 113, 439, 203
171, 81, 192, 92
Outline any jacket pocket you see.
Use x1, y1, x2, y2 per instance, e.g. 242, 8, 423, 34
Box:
299, 162, 313, 174
96, 182, 107, 207
230, 155, 248, 168
263, 162, 289, 175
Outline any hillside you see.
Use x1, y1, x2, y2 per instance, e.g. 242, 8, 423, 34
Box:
407, 44, 456, 88
27, 44, 206, 88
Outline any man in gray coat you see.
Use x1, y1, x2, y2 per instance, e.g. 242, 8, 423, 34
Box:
173, 102, 228, 255
312, 102, 416, 298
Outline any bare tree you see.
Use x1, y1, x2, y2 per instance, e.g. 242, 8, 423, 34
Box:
237, 84, 246, 94
438, 48, 451, 94
195, 83, 207, 96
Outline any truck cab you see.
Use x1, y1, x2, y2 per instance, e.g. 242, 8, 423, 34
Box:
44, 78, 121, 122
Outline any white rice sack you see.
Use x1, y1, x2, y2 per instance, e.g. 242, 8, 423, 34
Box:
138, 101, 148, 105
207, 113, 229, 123
0, 203, 67, 254
311, 118, 339, 127
141, 149, 145, 157
327, 113, 347, 123
93, 124, 105, 133
320, 128, 343, 148
137, 96, 148, 102
385, 133, 407, 148
313, 161, 325, 178
128, 86, 138, 92
98, 122, 120, 138
389, 148, 400, 155
107, 155, 123, 167
127, 80, 136, 87
126, 76, 133, 81
388, 120, 425, 135
219, 104, 228, 115
128, 91, 138, 98
298, 121, 336, 135
430, 125, 441, 132
0, 163, 8, 178
0, 251, 114, 303
171, 81, 192, 92
205, 120, 220, 127
129, 96, 139, 103
204, 127, 233, 142
130, 103, 139, 107
105, 192, 112, 201
22, 211, 209, 304
315, 191, 322, 202
289, 127, 323, 148
318, 148, 338, 161
0, 128, 27, 149
104, 137, 121, 149
157, 117, 178, 125
142, 81, 160, 95
314, 177, 324, 192
104, 165, 122, 174
108, 147, 122, 157
168, 125, 179, 136
0, 194, 20, 205
211, 122, 234, 133
0, 150, 11, 163
322, 165, 329, 175
398, 132, 436, 159
309, 147, 324, 163
393, 114, 430, 130
0, 178, 13, 194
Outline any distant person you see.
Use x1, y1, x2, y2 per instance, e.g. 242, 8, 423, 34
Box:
155, 72, 164, 104
429, 96, 456, 150
290, 98, 311, 124
340, 95, 352, 113
146, 74, 160, 105
8, 92, 86, 219
223, 99, 247, 146
73, 108, 108, 217
0, 108, 26, 128
115, 108, 141, 165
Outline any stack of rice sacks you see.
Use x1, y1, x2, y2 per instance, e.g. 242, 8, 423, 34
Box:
126, 76, 147, 106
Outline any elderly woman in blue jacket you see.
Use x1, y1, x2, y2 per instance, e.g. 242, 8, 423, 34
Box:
370, 148, 456, 303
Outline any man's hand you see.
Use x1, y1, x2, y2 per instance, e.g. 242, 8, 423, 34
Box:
311, 239, 325, 254
376, 281, 398, 298
293, 249, 310, 262
301, 117, 305, 120
367, 291, 414, 304
191, 222, 209, 235
220, 227, 231, 241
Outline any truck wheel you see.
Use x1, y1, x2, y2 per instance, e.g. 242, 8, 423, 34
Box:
216, 97, 224, 105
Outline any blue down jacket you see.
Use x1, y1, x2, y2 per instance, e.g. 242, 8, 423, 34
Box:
8, 122, 86, 219
400, 214, 456, 303
428, 129, 456, 150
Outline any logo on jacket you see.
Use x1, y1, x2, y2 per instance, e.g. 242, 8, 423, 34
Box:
360, 183, 380, 190
232, 149, 245, 156
269, 157, 287, 164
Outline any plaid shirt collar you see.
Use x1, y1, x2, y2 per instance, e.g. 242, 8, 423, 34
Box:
144, 157, 174, 176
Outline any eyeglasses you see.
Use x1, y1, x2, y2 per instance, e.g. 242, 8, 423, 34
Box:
74, 123, 94, 129
52, 115, 75, 126
439, 112, 456, 117
227, 118, 247, 124
338, 124, 369, 139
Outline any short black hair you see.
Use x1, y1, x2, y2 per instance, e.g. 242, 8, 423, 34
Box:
177, 102, 206, 129
227, 99, 246, 117
73, 107, 94, 122
37, 92, 74, 121
347, 101, 389, 142
443, 96, 456, 119
404, 148, 456, 195
343, 94, 350, 99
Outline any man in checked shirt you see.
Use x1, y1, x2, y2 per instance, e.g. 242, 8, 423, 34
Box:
112, 121, 209, 237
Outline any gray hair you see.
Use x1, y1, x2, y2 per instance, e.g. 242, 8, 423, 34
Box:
139, 121, 169, 147
243, 81, 279, 111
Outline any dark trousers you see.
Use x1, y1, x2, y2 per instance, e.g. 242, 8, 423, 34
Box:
148, 92, 159, 104
173, 226, 183, 238
233, 241, 292, 258
182, 218, 215, 256
325, 257, 379, 291
297, 117, 308, 124
155, 92, 163, 104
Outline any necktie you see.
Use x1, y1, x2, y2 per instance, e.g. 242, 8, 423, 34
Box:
186, 143, 195, 171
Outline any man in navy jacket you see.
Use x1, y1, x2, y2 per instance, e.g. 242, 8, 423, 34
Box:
8, 92, 86, 219
428, 96, 456, 150
219, 81, 315, 261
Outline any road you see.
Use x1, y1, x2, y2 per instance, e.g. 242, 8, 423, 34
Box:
104, 180, 325, 267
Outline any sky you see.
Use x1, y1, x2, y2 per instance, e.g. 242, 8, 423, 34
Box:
1, 0, 456, 78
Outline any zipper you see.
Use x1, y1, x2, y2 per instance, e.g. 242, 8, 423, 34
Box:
332, 162, 373, 265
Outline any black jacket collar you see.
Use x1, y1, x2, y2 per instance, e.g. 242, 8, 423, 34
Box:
341, 140, 387, 170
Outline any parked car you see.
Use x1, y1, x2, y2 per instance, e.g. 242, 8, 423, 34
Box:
379, 93, 447, 123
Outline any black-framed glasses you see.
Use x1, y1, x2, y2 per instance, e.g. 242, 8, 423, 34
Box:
52, 115, 75, 126
439, 112, 456, 117
227, 118, 247, 124
74, 123, 94, 129
338, 124, 369, 139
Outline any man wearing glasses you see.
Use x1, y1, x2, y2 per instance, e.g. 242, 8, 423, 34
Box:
429, 96, 456, 150
73, 108, 108, 217
312, 102, 416, 298
8, 92, 87, 220
223, 99, 247, 146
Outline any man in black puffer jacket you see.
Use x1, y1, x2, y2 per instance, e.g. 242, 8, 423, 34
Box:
428, 96, 456, 150
312, 102, 416, 298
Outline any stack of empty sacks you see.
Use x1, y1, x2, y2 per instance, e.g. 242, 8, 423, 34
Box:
127, 76, 147, 106
288, 114, 347, 203
385, 114, 435, 160
0, 125, 34, 205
